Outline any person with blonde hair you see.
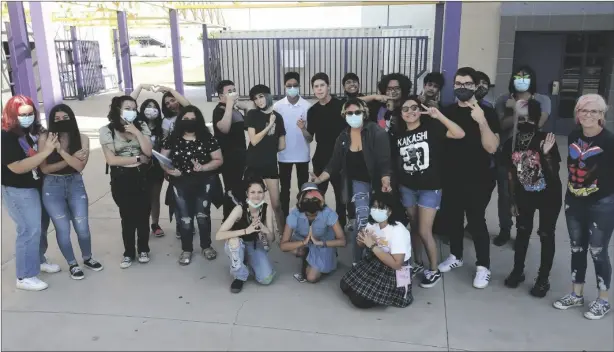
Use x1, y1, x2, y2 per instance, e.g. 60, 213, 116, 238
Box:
554, 94, 613, 320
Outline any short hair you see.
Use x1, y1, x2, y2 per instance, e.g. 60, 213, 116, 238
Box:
454, 67, 478, 85
575, 94, 608, 125
342, 72, 359, 85
341, 98, 370, 122
249, 84, 271, 100
284, 71, 300, 84
311, 72, 330, 86
475, 71, 491, 86
509, 65, 537, 94
423, 72, 445, 88
216, 80, 235, 95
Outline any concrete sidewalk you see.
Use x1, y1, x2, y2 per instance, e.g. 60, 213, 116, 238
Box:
1, 123, 613, 351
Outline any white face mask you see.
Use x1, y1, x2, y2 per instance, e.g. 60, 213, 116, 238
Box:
18, 115, 35, 128
370, 208, 389, 223
144, 108, 159, 120
122, 110, 137, 123
247, 199, 264, 209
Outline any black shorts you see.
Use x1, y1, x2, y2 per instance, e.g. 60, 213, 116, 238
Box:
244, 165, 279, 180
147, 161, 165, 183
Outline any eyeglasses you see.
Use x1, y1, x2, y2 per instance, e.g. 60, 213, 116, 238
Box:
344, 111, 364, 117
578, 109, 604, 116
402, 105, 420, 112
386, 86, 401, 92
454, 82, 475, 89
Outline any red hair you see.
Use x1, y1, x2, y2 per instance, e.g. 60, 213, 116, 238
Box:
1, 95, 38, 133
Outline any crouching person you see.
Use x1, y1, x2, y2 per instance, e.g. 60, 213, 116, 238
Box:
280, 183, 346, 283
216, 178, 276, 293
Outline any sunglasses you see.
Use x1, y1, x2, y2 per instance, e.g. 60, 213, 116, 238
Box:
344, 111, 364, 117
402, 105, 420, 112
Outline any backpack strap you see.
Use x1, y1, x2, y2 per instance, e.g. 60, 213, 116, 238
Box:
105, 123, 115, 175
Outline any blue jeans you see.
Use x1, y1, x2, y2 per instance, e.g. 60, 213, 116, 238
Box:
565, 193, 614, 291
399, 186, 442, 210
2, 186, 48, 279
42, 174, 92, 265
172, 175, 215, 252
350, 180, 372, 264
224, 238, 275, 284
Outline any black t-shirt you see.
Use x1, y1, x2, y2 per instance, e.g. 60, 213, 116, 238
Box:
441, 103, 501, 185
307, 97, 346, 169
346, 150, 370, 183
393, 118, 447, 190
502, 130, 562, 195
1, 130, 42, 188
211, 103, 246, 154
567, 128, 614, 199
245, 109, 286, 169
163, 135, 220, 176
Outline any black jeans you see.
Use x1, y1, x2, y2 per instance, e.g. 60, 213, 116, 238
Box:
221, 151, 246, 220
513, 190, 561, 278
110, 166, 151, 259
441, 176, 496, 268
172, 174, 215, 252
279, 161, 309, 218
313, 163, 347, 227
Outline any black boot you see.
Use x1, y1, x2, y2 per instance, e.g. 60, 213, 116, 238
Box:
530, 276, 550, 298
504, 270, 525, 288
493, 230, 511, 247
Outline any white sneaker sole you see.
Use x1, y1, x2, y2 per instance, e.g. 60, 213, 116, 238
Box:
120, 262, 132, 269
584, 309, 611, 320
84, 265, 104, 272
473, 281, 490, 289
420, 277, 442, 288
16, 283, 48, 291
138, 258, 150, 264
553, 301, 583, 310
70, 274, 85, 280
438, 262, 463, 273
40, 267, 61, 274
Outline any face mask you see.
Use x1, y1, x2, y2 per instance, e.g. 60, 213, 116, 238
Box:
228, 92, 238, 98
122, 110, 137, 123
144, 108, 159, 120
286, 87, 299, 98
247, 199, 264, 209
370, 208, 389, 223
300, 199, 322, 214
18, 115, 35, 128
182, 119, 198, 133
345, 113, 363, 128
474, 86, 489, 100
53, 121, 72, 133
517, 121, 536, 133
454, 88, 475, 102
514, 78, 530, 92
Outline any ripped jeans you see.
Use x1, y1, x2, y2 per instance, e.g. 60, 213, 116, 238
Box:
42, 174, 92, 266
224, 238, 275, 284
565, 192, 614, 291
350, 180, 372, 264
172, 174, 215, 252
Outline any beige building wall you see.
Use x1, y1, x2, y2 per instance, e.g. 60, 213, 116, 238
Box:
457, 2, 502, 83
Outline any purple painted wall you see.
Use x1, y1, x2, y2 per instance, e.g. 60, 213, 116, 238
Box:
440, 1, 462, 105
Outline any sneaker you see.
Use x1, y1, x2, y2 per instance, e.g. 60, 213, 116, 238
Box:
345, 219, 356, 232
473, 266, 491, 289
151, 224, 165, 237
138, 252, 150, 263
175, 232, 181, 239
40, 258, 61, 273
529, 277, 550, 298
584, 299, 611, 320
16, 277, 48, 291
493, 230, 511, 247
178, 251, 192, 266
411, 261, 425, 278
504, 270, 525, 288
230, 279, 244, 293
83, 258, 104, 271
438, 254, 463, 273
553, 293, 584, 310
120, 257, 132, 269
69, 264, 85, 280
420, 270, 442, 288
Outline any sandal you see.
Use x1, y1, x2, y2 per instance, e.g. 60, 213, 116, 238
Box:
202, 247, 217, 260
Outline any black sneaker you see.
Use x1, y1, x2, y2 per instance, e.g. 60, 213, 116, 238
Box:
420, 270, 442, 288
230, 279, 244, 293
69, 264, 85, 280
504, 270, 525, 288
83, 258, 104, 271
493, 231, 511, 247
530, 277, 550, 298
411, 261, 425, 278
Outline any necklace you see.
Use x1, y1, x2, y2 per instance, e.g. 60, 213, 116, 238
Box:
514, 132, 535, 173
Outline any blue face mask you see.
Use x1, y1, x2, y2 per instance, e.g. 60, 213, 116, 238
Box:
286, 87, 299, 97
18, 115, 35, 128
345, 113, 363, 128
370, 208, 389, 223
122, 110, 137, 123
513, 78, 531, 92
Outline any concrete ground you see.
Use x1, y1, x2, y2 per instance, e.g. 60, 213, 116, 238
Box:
2, 89, 614, 351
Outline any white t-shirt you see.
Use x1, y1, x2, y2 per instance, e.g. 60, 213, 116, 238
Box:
273, 96, 312, 163
162, 116, 177, 139
365, 222, 412, 262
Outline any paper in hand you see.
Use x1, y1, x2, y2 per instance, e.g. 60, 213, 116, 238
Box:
152, 150, 175, 170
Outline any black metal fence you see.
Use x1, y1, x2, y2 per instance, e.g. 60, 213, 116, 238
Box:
55, 40, 104, 100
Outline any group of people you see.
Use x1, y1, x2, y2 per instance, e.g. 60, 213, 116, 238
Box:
2, 63, 612, 321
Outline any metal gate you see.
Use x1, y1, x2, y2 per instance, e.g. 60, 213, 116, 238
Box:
203, 34, 429, 101
55, 40, 105, 100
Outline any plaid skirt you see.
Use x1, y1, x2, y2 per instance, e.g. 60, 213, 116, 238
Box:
341, 251, 413, 308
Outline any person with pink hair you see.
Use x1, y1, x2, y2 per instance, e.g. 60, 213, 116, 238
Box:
554, 94, 614, 320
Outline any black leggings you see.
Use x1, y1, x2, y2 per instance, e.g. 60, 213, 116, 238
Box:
340, 280, 378, 309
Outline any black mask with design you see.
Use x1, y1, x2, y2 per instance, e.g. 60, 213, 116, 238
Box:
474, 86, 488, 101
300, 198, 322, 214
183, 119, 198, 132
454, 88, 475, 102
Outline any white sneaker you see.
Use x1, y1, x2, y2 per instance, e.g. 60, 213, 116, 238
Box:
119, 257, 132, 269
40, 258, 61, 273
16, 277, 49, 291
473, 266, 491, 289
438, 254, 463, 273
138, 252, 150, 263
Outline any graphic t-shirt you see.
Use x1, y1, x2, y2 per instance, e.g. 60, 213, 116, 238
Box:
567, 128, 614, 199
1, 130, 42, 189
502, 130, 561, 193
163, 135, 220, 176
393, 118, 447, 190
245, 109, 286, 169
364, 222, 412, 262
211, 103, 246, 154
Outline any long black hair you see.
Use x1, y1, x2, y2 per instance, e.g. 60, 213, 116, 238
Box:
169, 105, 212, 142
107, 95, 144, 133
161, 91, 179, 118
367, 192, 405, 225
140, 98, 163, 140
509, 65, 537, 95
47, 104, 82, 154
392, 95, 426, 134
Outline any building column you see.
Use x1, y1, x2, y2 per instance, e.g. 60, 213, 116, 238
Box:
202, 24, 212, 102
169, 9, 184, 95
432, 2, 444, 73
6, 1, 38, 105
440, 1, 462, 105
113, 29, 124, 92
117, 11, 133, 95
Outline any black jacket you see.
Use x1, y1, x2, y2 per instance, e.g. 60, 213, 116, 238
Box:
323, 121, 392, 204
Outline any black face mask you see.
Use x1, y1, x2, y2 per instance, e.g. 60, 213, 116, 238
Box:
454, 88, 475, 102
300, 198, 322, 214
183, 119, 198, 132
53, 121, 72, 133
517, 122, 536, 133
474, 86, 488, 101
